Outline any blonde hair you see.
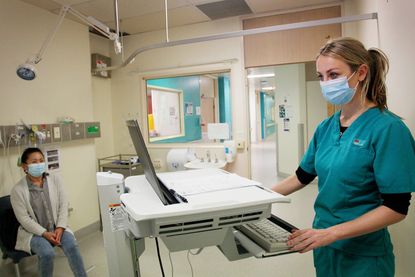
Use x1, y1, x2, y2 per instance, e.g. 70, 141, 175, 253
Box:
318, 37, 389, 110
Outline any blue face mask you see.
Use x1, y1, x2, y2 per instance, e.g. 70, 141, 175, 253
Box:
27, 162, 46, 177
320, 72, 358, 105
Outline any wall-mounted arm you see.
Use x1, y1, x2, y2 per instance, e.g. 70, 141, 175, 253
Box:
32, 4, 121, 64
17, 2, 122, 80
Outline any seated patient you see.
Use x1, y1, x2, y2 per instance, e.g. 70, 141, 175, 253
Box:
11, 147, 87, 277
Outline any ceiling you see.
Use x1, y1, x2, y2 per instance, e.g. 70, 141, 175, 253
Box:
20, 0, 336, 93
20, 0, 340, 35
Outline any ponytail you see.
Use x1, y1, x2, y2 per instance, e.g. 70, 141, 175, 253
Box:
367, 48, 389, 110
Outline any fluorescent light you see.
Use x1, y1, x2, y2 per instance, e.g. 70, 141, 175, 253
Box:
247, 73, 275, 79
261, 86, 275, 91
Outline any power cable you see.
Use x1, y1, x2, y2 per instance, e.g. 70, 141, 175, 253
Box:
168, 251, 174, 277
186, 250, 194, 277
155, 237, 165, 277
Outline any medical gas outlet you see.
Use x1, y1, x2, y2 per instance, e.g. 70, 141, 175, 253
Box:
0, 122, 101, 147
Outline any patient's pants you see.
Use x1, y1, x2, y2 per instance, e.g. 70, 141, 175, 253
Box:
30, 231, 87, 277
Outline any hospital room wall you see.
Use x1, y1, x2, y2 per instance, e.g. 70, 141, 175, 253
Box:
0, 0, 100, 232
274, 64, 306, 175
90, 34, 115, 159
343, 0, 415, 132
343, 1, 415, 276
109, 17, 249, 177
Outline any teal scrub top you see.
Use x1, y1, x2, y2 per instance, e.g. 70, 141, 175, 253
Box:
300, 107, 415, 256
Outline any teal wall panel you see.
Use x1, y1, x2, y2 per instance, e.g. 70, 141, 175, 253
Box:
147, 76, 201, 143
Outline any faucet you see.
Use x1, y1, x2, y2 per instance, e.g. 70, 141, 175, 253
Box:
206, 150, 211, 162
196, 153, 204, 162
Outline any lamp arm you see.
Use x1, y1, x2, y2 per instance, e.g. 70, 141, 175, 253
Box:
31, 4, 119, 64
112, 0, 122, 54
32, 5, 68, 64
113, 0, 120, 40
66, 5, 118, 41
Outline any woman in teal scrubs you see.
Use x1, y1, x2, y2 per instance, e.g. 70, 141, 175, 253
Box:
272, 37, 415, 277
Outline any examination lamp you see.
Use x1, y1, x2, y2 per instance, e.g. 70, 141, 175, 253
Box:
16, 61, 38, 81
17, 2, 122, 81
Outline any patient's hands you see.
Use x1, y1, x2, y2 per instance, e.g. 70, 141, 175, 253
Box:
42, 227, 65, 245
54, 227, 64, 244
42, 231, 60, 246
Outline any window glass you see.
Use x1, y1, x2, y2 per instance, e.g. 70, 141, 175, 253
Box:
146, 72, 231, 144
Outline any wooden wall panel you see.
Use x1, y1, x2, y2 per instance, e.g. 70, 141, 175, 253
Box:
243, 6, 342, 68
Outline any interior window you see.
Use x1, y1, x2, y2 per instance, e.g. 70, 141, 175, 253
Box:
146, 71, 232, 144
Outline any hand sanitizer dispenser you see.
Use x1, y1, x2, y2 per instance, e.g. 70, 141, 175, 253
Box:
224, 140, 236, 163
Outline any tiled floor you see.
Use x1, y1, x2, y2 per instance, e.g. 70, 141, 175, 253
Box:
1, 137, 318, 277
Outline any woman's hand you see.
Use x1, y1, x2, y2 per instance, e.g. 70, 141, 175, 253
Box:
54, 227, 65, 244
42, 231, 60, 246
287, 228, 338, 253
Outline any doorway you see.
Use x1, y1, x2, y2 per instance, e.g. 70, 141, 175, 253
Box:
247, 62, 327, 186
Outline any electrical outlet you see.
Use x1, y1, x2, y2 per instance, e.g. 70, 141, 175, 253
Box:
236, 140, 245, 150
153, 159, 162, 169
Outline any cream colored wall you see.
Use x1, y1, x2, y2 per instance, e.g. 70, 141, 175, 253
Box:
275, 64, 306, 175
343, 1, 415, 276
90, 34, 115, 159
248, 81, 259, 144
306, 81, 326, 144
0, 0, 99, 231
109, 18, 249, 177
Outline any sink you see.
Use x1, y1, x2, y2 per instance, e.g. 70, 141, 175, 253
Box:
184, 159, 227, 169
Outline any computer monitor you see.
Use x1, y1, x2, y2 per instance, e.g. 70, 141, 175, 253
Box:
126, 120, 179, 205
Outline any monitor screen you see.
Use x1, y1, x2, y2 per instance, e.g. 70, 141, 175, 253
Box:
126, 120, 178, 205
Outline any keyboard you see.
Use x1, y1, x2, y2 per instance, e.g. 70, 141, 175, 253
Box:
236, 219, 291, 253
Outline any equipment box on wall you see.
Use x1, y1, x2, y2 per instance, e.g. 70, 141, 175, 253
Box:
0, 122, 101, 147
91, 53, 111, 78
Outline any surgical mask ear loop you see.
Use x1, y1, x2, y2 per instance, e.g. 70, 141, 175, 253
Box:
347, 71, 357, 82
347, 70, 360, 87
348, 71, 361, 91
348, 71, 360, 91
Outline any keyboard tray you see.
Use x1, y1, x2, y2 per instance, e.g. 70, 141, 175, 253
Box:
233, 214, 298, 258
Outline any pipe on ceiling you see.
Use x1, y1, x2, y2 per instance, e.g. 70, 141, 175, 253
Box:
97, 12, 377, 72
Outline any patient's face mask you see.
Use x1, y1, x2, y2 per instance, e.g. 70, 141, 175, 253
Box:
320, 72, 358, 105
27, 162, 46, 177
